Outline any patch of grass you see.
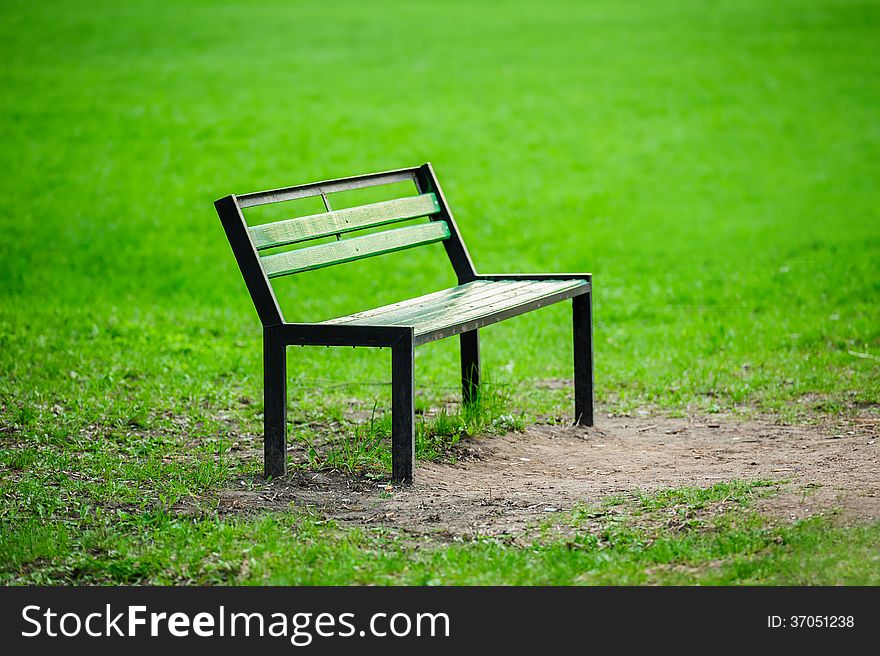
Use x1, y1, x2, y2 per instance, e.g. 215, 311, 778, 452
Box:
291, 381, 524, 475
636, 480, 779, 512
418, 380, 526, 461
3, 483, 877, 585
541, 480, 779, 538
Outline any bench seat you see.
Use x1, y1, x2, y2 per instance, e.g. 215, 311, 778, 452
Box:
324, 278, 590, 345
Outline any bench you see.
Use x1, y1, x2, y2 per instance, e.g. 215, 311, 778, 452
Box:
215, 163, 593, 483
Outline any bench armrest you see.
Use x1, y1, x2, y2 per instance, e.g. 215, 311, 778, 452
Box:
474, 273, 591, 282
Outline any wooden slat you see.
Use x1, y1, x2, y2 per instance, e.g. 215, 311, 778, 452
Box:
324, 279, 587, 330
261, 221, 451, 278
325, 281, 494, 325
236, 168, 417, 208
370, 281, 561, 328
414, 281, 589, 345
387, 281, 564, 328
412, 280, 586, 334
249, 193, 440, 251
332, 280, 543, 327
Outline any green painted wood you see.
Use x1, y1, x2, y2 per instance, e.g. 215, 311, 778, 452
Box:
261, 221, 451, 278
236, 168, 417, 208
413, 282, 589, 345
386, 281, 567, 328
249, 193, 440, 250
323, 279, 588, 331
334, 280, 543, 327
412, 280, 587, 334
368, 281, 561, 328
325, 281, 496, 325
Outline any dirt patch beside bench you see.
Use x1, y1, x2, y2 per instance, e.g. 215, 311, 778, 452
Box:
212, 414, 879, 540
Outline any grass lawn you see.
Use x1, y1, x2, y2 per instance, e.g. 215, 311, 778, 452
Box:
1, 0, 878, 584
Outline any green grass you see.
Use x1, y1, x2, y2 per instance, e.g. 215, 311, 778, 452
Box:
294, 379, 525, 475
3, 481, 878, 585
1, 0, 878, 584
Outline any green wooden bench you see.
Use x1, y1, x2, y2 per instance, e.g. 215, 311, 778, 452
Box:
215, 163, 593, 483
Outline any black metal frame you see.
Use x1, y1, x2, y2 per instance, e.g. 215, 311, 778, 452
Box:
215, 163, 593, 483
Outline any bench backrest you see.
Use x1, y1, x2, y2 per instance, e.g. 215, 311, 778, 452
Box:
215, 163, 477, 326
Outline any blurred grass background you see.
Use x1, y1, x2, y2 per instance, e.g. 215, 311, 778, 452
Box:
1, 0, 877, 431
1, 0, 879, 585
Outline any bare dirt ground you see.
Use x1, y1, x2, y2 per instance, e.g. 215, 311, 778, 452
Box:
214, 413, 879, 540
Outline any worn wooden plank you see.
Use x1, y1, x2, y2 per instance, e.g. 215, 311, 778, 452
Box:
414, 282, 591, 345
378, 281, 554, 327
323, 280, 583, 330
249, 193, 440, 250
325, 281, 494, 325
326, 280, 535, 326
412, 280, 588, 334
236, 168, 417, 208
405, 281, 576, 330
336, 281, 557, 328
260, 221, 450, 278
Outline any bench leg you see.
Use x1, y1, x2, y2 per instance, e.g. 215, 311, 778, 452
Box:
460, 329, 480, 405
263, 329, 287, 478
573, 292, 594, 426
391, 337, 415, 483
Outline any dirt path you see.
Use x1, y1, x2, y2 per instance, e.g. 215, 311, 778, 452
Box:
217, 414, 879, 539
